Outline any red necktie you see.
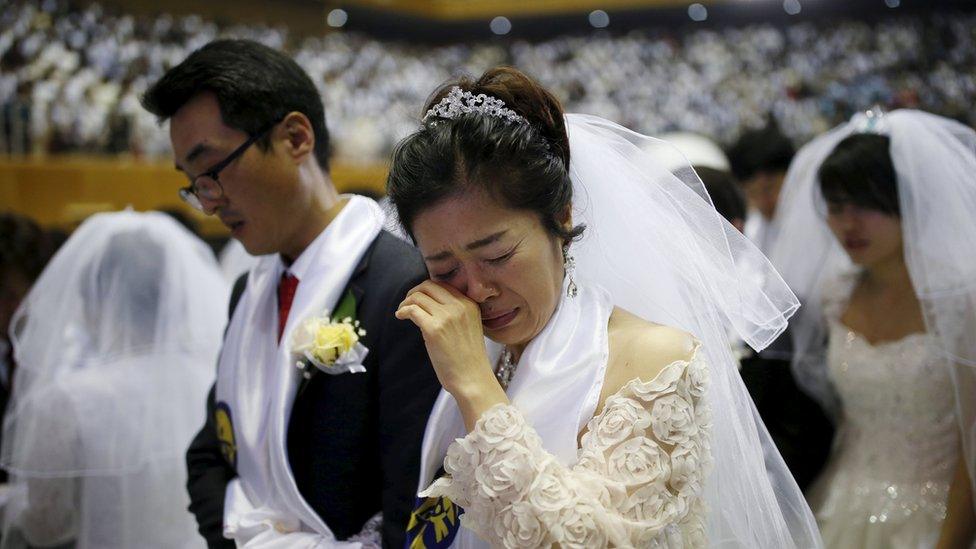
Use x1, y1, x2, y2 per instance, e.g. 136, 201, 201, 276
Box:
277, 272, 299, 343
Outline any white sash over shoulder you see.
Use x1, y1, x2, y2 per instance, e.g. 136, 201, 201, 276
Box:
217, 196, 383, 546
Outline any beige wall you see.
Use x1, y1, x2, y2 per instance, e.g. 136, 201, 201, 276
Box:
0, 157, 389, 235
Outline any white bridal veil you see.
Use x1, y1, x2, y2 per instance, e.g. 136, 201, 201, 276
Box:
1, 210, 228, 547
566, 114, 820, 547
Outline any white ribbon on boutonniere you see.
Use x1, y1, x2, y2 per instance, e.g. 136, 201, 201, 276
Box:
290, 291, 369, 378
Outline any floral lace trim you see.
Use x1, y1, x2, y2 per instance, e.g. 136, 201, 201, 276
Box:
422, 354, 712, 548
828, 318, 932, 352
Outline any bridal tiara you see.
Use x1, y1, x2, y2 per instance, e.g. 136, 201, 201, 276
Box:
853, 104, 890, 135
422, 86, 527, 125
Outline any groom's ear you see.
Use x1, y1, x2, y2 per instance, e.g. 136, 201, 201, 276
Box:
280, 111, 315, 164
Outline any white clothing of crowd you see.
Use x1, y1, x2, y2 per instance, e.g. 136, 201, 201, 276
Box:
1, 0, 974, 160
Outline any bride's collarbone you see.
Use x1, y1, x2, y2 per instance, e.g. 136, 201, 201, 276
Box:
841, 288, 926, 345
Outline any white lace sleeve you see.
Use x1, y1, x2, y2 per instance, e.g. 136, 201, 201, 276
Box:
421, 352, 712, 548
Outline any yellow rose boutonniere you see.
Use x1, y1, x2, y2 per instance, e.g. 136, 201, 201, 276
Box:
290, 292, 368, 378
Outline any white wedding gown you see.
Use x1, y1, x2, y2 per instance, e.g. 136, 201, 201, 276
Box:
2, 355, 207, 549
807, 276, 959, 549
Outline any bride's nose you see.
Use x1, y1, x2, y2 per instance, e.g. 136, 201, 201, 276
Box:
462, 268, 499, 303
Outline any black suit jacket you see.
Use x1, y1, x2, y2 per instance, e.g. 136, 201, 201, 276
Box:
185, 231, 440, 549
739, 329, 835, 491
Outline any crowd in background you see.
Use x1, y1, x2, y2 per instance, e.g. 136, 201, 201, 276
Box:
1, 0, 974, 160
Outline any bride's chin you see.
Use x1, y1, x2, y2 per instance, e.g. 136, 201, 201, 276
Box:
484, 330, 517, 346
485, 326, 527, 348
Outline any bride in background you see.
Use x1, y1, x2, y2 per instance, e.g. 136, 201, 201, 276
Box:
770, 108, 976, 548
0, 211, 228, 548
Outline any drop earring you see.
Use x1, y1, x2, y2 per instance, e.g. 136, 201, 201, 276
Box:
562, 242, 578, 298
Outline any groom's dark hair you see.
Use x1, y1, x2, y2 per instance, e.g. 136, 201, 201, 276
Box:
727, 121, 795, 183
141, 39, 331, 172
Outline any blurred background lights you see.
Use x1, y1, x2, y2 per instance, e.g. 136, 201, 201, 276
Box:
326, 9, 348, 28
490, 16, 512, 35
688, 3, 708, 22
589, 10, 610, 28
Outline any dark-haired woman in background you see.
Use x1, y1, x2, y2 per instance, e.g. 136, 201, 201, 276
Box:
388, 67, 820, 548
771, 109, 976, 548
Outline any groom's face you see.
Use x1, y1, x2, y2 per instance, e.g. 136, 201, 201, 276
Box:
169, 92, 302, 256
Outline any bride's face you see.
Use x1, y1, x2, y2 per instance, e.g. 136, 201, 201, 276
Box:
411, 188, 567, 350
826, 201, 903, 267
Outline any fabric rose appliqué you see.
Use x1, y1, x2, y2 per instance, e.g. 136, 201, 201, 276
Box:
290, 291, 368, 378
650, 393, 697, 445
473, 444, 537, 501
526, 466, 574, 517
554, 502, 609, 547
669, 440, 703, 497
492, 501, 546, 549
607, 436, 671, 487
585, 394, 653, 450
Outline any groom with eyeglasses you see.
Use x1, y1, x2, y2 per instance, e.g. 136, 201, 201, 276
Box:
142, 39, 440, 548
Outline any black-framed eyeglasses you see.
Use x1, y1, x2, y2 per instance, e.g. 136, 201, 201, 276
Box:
179, 120, 280, 212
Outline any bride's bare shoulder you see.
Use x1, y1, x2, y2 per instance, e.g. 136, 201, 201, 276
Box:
605, 307, 699, 391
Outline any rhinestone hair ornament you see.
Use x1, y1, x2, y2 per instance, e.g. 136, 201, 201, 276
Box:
422, 86, 527, 126
853, 104, 890, 135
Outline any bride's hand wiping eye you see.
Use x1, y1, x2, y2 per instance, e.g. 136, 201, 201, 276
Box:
395, 280, 498, 398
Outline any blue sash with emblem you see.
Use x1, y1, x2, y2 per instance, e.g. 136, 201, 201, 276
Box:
403, 492, 463, 549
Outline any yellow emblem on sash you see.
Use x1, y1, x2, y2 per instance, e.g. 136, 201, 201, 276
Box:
405, 496, 461, 549
215, 402, 236, 468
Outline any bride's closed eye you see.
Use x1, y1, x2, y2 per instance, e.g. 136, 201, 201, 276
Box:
431, 251, 511, 280
486, 250, 514, 265
485, 238, 525, 267
432, 267, 459, 281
